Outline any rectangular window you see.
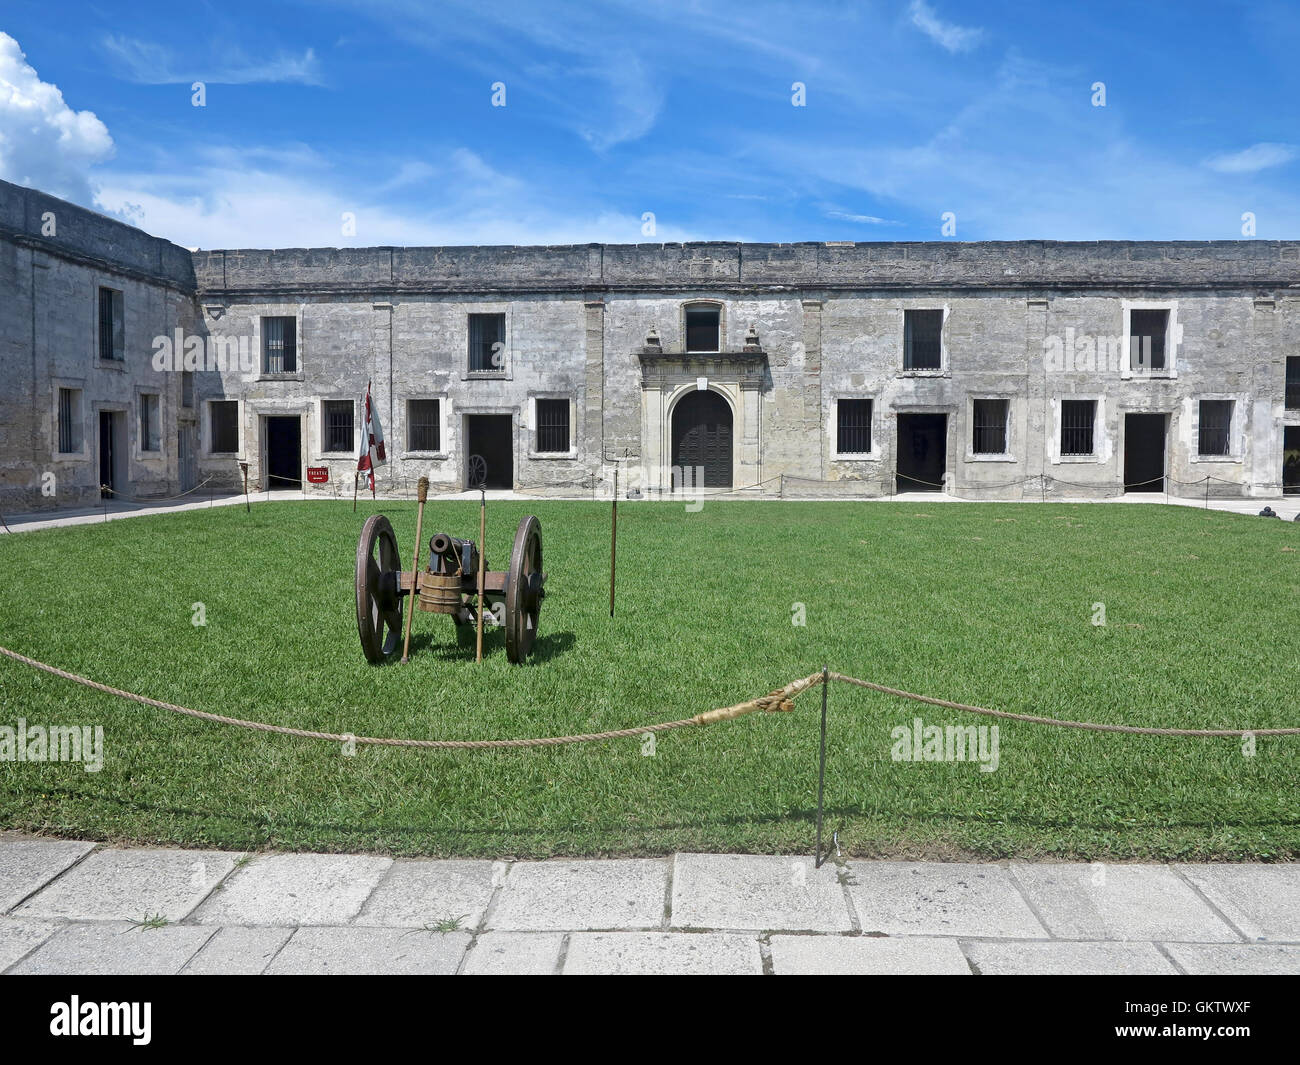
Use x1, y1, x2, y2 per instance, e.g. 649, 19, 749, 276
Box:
210, 401, 238, 454
904, 309, 943, 370
1287, 356, 1300, 410
535, 399, 570, 453
407, 399, 441, 452
1129, 309, 1169, 370
1198, 399, 1233, 456
98, 287, 124, 361
685, 305, 721, 352
1060, 400, 1096, 456
468, 313, 506, 372
139, 394, 160, 452
262, 316, 297, 373
57, 388, 83, 453
182, 370, 194, 409
836, 399, 873, 454
972, 399, 1009, 454
323, 400, 354, 453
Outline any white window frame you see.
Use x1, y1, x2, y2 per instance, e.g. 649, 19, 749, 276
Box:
318, 396, 358, 456
463, 306, 512, 380
1121, 299, 1179, 380
1190, 394, 1243, 462
900, 303, 950, 376
527, 394, 578, 460
830, 395, 880, 461
681, 300, 726, 354
402, 394, 449, 458
965, 394, 1016, 462
1050, 395, 1105, 465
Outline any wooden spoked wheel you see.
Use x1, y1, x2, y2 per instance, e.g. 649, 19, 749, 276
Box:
356, 514, 404, 664
504, 515, 544, 664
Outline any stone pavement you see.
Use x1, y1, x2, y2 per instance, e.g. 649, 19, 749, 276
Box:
1, 840, 1297, 974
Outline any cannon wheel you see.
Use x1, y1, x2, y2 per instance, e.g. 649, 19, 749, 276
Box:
504, 515, 543, 664
356, 514, 404, 664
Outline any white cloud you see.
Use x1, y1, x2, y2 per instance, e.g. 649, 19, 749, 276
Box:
100, 35, 324, 85
821, 206, 902, 225
1203, 142, 1298, 175
908, 0, 985, 53
0, 32, 114, 204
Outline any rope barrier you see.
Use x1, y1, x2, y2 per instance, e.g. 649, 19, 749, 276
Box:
99, 476, 217, 505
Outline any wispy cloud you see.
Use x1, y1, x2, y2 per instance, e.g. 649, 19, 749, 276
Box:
908, 0, 985, 54
100, 35, 324, 85
1203, 142, 1298, 174
821, 206, 903, 226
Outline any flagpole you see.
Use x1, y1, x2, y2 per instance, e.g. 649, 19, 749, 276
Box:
355, 380, 370, 513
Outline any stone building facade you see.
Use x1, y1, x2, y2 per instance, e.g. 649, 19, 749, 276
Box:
4, 177, 1300, 511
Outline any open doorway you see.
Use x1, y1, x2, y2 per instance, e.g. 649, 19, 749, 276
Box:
1124, 413, 1167, 492
1284, 427, 1300, 495
98, 410, 125, 498
896, 413, 947, 492
265, 416, 302, 490
465, 414, 513, 489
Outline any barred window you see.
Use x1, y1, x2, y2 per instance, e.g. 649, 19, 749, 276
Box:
139, 394, 160, 452
210, 401, 238, 454
468, 313, 506, 372
407, 399, 441, 452
972, 399, 1009, 454
904, 309, 943, 370
262, 316, 297, 373
1286, 357, 1300, 411
1129, 309, 1169, 370
685, 304, 721, 352
182, 370, 194, 408
1060, 400, 1096, 456
1198, 400, 1233, 456
535, 399, 570, 453
323, 400, 354, 453
98, 287, 123, 361
836, 399, 872, 454
58, 388, 82, 453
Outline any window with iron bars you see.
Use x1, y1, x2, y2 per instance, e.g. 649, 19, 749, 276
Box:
836, 399, 873, 454
1198, 399, 1233, 456
535, 399, 570, 453
262, 316, 297, 373
139, 393, 160, 452
468, 313, 506, 372
407, 399, 441, 452
1060, 399, 1096, 456
904, 309, 943, 370
323, 400, 354, 453
210, 401, 238, 454
1286, 357, 1300, 410
58, 388, 82, 453
1129, 308, 1169, 370
972, 399, 1009, 454
98, 287, 123, 361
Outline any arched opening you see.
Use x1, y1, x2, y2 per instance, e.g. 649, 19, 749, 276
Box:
671, 390, 733, 488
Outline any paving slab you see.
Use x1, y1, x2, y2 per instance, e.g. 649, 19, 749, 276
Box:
354, 859, 498, 929
963, 940, 1177, 975
191, 853, 392, 926
264, 927, 470, 975
10, 921, 215, 975
16, 848, 239, 923
563, 932, 762, 974
1011, 864, 1238, 943
461, 932, 565, 975
1163, 943, 1300, 976
671, 854, 851, 932
0, 917, 63, 972
0, 840, 96, 912
770, 934, 971, 975
180, 926, 295, 974
1174, 864, 1300, 942
488, 859, 667, 931
846, 862, 1047, 939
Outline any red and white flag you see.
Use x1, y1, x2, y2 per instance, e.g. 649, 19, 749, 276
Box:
356, 381, 387, 495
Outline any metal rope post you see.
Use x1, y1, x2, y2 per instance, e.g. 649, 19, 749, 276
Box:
814, 664, 830, 868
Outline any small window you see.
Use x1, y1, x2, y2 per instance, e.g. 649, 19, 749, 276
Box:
1129, 309, 1169, 370
182, 370, 194, 409
836, 399, 872, 454
535, 399, 570, 453
904, 309, 943, 370
210, 401, 238, 454
323, 400, 354, 453
468, 313, 506, 372
262, 316, 297, 373
139, 394, 160, 452
972, 399, 1009, 454
57, 388, 83, 453
685, 305, 721, 352
407, 399, 441, 452
1198, 400, 1233, 456
98, 287, 124, 361
1286, 357, 1300, 411
1060, 400, 1096, 456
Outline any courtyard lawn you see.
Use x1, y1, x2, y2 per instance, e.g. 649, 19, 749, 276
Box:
1, 498, 1298, 861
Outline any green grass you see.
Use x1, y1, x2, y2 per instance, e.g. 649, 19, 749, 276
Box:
1, 499, 1298, 861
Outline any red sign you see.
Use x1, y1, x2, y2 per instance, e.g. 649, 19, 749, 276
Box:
307, 467, 329, 484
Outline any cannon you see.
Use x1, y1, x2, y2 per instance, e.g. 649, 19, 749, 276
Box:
354, 478, 544, 664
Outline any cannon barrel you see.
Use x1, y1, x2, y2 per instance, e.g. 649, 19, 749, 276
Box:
427, 533, 479, 576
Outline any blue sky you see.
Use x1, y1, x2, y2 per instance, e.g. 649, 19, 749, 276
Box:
2, 0, 1298, 248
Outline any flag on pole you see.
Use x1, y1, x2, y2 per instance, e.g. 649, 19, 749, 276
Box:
356, 381, 387, 496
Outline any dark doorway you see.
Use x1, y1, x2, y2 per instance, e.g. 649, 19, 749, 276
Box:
896, 413, 947, 492
466, 415, 513, 489
1285, 427, 1300, 495
1124, 413, 1168, 492
98, 410, 124, 498
266, 416, 302, 489
672, 390, 733, 488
